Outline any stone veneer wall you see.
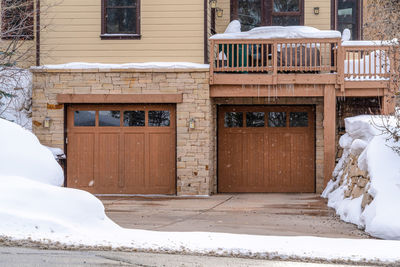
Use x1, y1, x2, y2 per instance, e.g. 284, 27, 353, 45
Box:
212, 97, 325, 193
31, 68, 214, 196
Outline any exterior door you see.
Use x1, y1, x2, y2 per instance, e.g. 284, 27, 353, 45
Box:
231, 0, 304, 31
67, 104, 176, 194
218, 105, 315, 193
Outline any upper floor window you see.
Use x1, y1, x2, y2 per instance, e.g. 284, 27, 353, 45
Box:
231, 0, 304, 31
1, 0, 34, 40
336, 0, 360, 40
101, 0, 140, 39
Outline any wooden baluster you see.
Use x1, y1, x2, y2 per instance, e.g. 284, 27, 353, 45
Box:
261, 43, 264, 72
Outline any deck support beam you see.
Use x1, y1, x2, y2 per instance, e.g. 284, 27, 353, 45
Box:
323, 84, 336, 187
381, 89, 396, 115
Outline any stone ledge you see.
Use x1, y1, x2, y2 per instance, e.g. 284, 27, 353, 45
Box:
30, 67, 210, 74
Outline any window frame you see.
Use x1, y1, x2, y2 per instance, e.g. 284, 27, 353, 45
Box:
331, 0, 362, 40
1, 0, 34, 40
230, 0, 304, 28
100, 0, 141, 40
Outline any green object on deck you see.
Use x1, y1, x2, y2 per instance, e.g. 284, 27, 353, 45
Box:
219, 44, 248, 68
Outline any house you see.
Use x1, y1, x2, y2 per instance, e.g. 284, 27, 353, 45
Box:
10, 0, 395, 195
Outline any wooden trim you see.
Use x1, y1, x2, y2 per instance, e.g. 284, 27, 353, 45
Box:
323, 84, 336, 187
204, 0, 209, 64
57, 94, 183, 104
212, 73, 337, 85
101, 0, 141, 39
210, 84, 324, 97
36, 0, 40, 66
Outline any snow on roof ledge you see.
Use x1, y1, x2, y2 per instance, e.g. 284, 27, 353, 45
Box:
210, 26, 341, 40
31, 62, 210, 72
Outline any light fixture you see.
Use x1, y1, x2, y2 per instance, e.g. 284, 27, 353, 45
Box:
189, 118, 195, 129
44, 117, 51, 128
314, 7, 320, 15
210, 0, 217, 9
216, 8, 224, 18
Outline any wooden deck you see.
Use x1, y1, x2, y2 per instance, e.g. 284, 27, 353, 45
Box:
209, 38, 396, 100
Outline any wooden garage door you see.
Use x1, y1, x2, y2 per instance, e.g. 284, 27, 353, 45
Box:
67, 104, 176, 194
218, 105, 315, 193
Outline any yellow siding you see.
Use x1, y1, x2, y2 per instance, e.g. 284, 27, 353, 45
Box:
215, 0, 231, 33
41, 0, 205, 64
215, 0, 331, 33
304, 0, 331, 30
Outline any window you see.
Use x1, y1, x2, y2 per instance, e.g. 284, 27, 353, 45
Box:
224, 112, 243, 127
268, 112, 286, 127
148, 111, 170, 127
1, 0, 34, 39
232, 0, 303, 30
99, 111, 121, 126
101, 0, 140, 39
336, 0, 360, 40
124, 111, 145, 126
74, 111, 96, 127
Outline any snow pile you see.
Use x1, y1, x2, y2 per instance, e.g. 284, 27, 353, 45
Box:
33, 62, 209, 70
211, 25, 341, 40
0, 68, 32, 130
1, 176, 400, 264
323, 115, 400, 239
0, 118, 63, 186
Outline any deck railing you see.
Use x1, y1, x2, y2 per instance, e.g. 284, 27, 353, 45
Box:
210, 38, 397, 85
341, 43, 392, 81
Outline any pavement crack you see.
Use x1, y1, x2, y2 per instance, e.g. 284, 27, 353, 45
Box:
96, 254, 136, 265
150, 195, 234, 230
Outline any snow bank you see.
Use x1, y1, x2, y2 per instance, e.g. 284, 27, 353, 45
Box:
2, 176, 400, 264
0, 68, 32, 130
32, 62, 209, 70
0, 118, 63, 186
211, 25, 341, 40
323, 115, 400, 240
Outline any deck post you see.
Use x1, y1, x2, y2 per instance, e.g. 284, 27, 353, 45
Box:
323, 84, 336, 187
382, 89, 396, 115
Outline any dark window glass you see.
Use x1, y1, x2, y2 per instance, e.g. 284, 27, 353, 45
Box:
105, 0, 138, 34
268, 112, 286, 127
74, 111, 95, 127
246, 112, 265, 127
1, 0, 34, 39
149, 111, 170, 127
124, 111, 145, 126
238, 0, 262, 31
99, 111, 120, 126
224, 112, 243, 127
272, 16, 301, 26
273, 0, 300, 12
337, 0, 358, 40
290, 112, 308, 127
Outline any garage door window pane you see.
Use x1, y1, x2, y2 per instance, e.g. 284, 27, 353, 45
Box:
268, 112, 286, 127
225, 112, 243, 127
290, 112, 308, 127
74, 111, 95, 126
246, 112, 265, 127
124, 111, 145, 126
99, 111, 120, 126
149, 111, 170, 127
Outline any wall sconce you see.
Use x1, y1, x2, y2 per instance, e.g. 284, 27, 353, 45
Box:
314, 7, 320, 15
216, 8, 224, 18
189, 118, 196, 129
43, 117, 51, 128
210, 0, 217, 9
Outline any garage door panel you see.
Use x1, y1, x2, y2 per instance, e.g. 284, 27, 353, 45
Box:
98, 133, 120, 191
68, 133, 95, 188
148, 132, 175, 188
219, 132, 243, 191
124, 133, 145, 189
218, 105, 315, 193
243, 133, 264, 187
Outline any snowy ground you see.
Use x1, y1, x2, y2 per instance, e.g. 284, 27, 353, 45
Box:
323, 115, 400, 240
1, 118, 400, 265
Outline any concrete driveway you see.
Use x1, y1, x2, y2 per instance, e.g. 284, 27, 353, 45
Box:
101, 194, 370, 239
